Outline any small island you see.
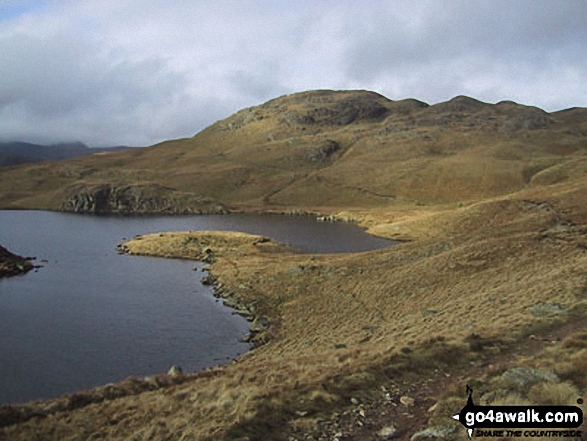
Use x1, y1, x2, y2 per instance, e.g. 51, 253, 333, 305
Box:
0, 245, 34, 278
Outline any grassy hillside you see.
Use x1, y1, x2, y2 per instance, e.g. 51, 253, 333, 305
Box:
1, 90, 586, 212
1, 90, 586, 440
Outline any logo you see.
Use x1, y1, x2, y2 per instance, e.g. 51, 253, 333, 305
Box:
452, 385, 584, 439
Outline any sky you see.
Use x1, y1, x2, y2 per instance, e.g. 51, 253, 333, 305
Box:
0, 0, 586, 147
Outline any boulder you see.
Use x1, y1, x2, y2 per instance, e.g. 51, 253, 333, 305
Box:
410, 425, 458, 441
501, 367, 559, 393
530, 302, 566, 316
167, 365, 183, 376
379, 425, 398, 439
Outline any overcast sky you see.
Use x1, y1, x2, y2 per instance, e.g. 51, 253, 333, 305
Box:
1, 0, 586, 147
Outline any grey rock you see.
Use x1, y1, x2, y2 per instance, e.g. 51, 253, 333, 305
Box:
167, 365, 183, 376
501, 367, 559, 393
250, 317, 269, 333
60, 183, 228, 214
379, 425, 398, 439
530, 302, 566, 316
410, 424, 458, 441
201, 275, 215, 285
307, 140, 341, 162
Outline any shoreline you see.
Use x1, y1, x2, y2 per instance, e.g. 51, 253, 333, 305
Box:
117, 230, 293, 348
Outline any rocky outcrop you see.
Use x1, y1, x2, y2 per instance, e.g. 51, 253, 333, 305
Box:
307, 140, 341, 163
0, 245, 34, 277
228, 90, 393, 128
59, 183, 229, 214
410, 424, 459, 441
501, 367, 559, 393
290, 97, 390, 126
167, 365, 183, 376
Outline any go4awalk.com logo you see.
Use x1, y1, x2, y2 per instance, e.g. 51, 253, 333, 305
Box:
452, 386, 584, 439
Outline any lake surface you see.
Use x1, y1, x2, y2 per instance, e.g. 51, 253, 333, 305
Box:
0, 210, 391, 404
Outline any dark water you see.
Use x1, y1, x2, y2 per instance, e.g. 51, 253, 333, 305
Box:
0, 210, 390, 404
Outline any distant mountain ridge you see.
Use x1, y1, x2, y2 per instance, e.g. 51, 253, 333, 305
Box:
0, 141, 133, 167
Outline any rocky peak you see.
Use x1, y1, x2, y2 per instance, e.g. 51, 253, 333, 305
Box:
432, 95, 488, 114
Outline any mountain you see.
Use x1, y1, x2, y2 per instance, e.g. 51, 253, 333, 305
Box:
0, 141, 133, 167
0, 90, 586, 212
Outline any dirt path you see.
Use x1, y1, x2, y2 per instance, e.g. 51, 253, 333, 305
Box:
308, 314, 587, 441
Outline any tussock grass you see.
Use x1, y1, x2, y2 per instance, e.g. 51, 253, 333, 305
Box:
527, 382, 580, 406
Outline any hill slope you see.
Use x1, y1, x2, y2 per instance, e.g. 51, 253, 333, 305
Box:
1, 90, 586, 212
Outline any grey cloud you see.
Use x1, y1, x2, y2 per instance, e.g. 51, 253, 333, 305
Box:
0, 28, 223, 145
0, 0, 586, 146
344, 0, 587, 109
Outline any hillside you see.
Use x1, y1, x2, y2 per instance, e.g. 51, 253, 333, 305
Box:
0, 90, 586, 213
1, 91, 587, 440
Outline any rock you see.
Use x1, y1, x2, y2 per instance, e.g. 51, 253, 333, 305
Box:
400, 396, 415, 406
201, 275, 215, 285
501, 367, 559, 393
410, 424, 458, 440
350, 397, 359, 405
283, 92, 391, 126
250, 317, 269, 333
307, 140, 341, 162
59, 183, 228, 214
379, 425, 398, 439
0, 245, 34, 278
167, 365, 183, 376
530, 302, 566, 316
479, 392, 496, 405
